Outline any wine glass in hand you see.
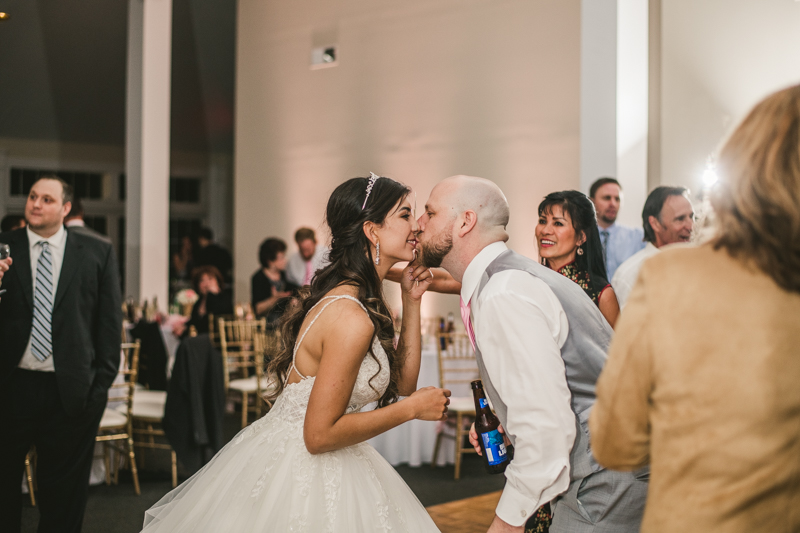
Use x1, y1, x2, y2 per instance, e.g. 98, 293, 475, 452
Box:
0, 243, 11, 297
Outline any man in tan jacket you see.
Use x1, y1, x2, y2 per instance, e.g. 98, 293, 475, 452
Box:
590, 84, 800, 533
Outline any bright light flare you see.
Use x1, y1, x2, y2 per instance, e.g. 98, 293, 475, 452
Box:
702, 163, 719, 188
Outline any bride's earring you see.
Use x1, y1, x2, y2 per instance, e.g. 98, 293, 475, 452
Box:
374, 242, 380, 265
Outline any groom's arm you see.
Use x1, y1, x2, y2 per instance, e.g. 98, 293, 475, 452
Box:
475, 272, 576, 528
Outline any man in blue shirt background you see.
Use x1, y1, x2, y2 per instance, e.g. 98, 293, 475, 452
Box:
589, 177, 645, 279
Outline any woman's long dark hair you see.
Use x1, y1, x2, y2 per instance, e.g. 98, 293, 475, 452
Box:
538, 190, 609, 292
267, 176, 411, 408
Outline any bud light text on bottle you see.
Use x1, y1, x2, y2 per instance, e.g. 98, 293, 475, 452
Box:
480, 429, 507, 465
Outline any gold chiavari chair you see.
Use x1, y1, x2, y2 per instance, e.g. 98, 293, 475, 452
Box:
24, 342, 145, 503
227, 330, 280, 426
207, 313, 235, 347
218, 317, 268, 428
431, 331, 480, 479
128, 389, 178, 488
24, 448, 36, 506
96, 341, 142, 495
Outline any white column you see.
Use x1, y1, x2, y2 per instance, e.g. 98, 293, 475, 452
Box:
580, 0, 618, 194
125, 0, 172, 304
616, 0, 649, 227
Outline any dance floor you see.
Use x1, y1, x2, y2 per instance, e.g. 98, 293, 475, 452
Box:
427, 491, 501, 532
20, 410, 505, 532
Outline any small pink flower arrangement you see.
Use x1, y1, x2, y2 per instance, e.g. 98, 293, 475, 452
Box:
175, 289, 199, 306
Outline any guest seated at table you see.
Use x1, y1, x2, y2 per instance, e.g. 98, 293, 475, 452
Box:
194, 226, 233, 286
251, 238, 299, 327
174, 265, 233, 337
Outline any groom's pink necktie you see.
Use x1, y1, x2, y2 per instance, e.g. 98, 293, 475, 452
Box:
460, 297, 477, 351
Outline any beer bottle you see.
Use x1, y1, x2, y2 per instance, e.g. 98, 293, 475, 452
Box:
471, 380, 510, 474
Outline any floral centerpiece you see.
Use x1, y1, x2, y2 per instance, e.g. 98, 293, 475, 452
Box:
175, 289, 199, 316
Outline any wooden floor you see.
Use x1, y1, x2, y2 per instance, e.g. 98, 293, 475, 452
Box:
427, 491, 501, 533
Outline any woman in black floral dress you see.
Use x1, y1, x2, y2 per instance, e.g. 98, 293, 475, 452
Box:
520, 191, 620, 533
535, 190, 620, 328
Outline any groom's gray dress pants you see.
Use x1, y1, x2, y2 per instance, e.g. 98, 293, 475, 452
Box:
551, 468, 649, 533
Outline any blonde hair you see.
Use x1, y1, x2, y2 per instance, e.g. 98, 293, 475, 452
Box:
711, 84, 800, 293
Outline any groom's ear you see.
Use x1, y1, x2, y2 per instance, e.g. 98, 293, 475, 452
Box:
457, 210, 478, 238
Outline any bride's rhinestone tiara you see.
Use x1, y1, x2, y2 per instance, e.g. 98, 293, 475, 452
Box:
362, 172, 381, 210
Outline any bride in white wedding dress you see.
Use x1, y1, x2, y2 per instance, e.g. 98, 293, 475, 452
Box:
142, 175, 450, 532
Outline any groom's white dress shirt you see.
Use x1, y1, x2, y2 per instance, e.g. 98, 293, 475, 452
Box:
461, 242, 575, 526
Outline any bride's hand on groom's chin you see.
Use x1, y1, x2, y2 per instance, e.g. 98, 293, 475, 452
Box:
406, 386, 451, 421
400, 263, 433, 302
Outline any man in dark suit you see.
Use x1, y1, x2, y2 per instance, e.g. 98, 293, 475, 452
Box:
64, 196, 112, 243
193, 226, 233, 285
0, 176, 122, 533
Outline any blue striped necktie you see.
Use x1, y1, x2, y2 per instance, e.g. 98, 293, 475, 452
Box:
32, 241, 54, 362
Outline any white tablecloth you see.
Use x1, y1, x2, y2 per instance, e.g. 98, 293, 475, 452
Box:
160, 323, 181, 378
366, 342, 474, 467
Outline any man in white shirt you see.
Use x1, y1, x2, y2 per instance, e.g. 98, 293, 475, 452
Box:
612, 186, 695, 308
416, 175, 646, 533
285, 227, 329, 287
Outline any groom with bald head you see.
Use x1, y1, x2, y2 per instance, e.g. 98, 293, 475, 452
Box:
416, 176, 646, 533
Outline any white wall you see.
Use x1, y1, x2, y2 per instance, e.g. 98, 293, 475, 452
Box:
615, 0, 649, 228
580, 0, 617, 194
234, 0, 581, 316
660, 0, 800, 195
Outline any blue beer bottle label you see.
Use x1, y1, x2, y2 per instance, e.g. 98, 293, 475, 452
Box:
479, 398, 488, 409
480, 429, 507, 466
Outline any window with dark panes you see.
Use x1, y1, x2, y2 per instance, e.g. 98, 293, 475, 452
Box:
169, 177, 201, 203
9, 167, 104, 199
84, 216, 108, 235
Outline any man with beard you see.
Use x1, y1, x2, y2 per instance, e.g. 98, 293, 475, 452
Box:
589, 178, 645, 279
415, 175, 647, 533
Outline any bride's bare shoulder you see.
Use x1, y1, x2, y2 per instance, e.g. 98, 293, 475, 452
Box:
308, 286, 373, 337
322, 283, 360, 299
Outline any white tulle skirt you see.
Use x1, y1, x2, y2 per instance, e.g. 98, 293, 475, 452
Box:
141, 412, 439, 532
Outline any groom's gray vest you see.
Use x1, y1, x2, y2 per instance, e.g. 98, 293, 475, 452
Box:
474, 250, 611, 482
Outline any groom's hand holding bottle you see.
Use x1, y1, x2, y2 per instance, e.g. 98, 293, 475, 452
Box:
470, 421, 523, 532
469, 422, 512, 456
407, 386, 451, 420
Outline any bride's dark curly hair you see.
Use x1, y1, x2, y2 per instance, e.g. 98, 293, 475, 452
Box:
267, 176, 411, 408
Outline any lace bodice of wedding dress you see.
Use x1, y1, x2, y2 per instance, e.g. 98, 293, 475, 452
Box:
268, 294, 390, 428
141, 295, 439, 533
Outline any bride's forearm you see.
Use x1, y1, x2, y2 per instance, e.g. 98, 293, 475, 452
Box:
304, 399, 415, 454
395, 295, 422, 395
